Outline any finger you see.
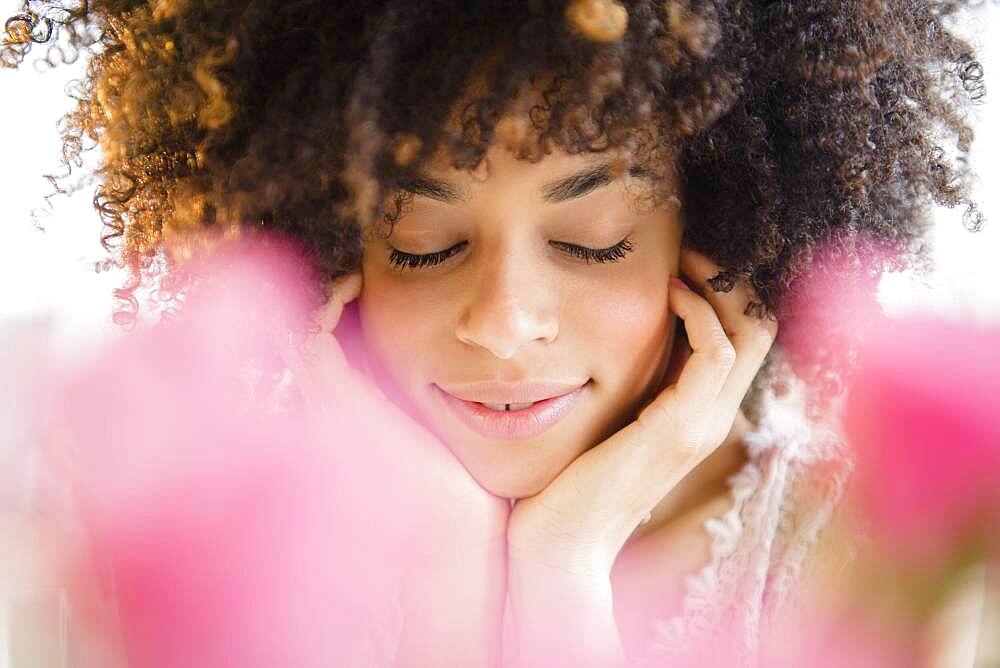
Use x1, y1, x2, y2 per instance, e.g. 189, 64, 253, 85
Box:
678, 247, 754, 338
276, 272, 366, 415
637, 277, 734, 435
304, 271, 364, 374
678, 248, 777, 412
316, 271, 363, 333
555, 284, 733, 536
275, 330, 354, 418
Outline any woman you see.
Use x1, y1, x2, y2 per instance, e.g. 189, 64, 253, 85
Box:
1, 0, 986, 665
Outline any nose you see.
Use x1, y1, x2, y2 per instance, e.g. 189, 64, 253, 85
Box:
454, 249, 559, 359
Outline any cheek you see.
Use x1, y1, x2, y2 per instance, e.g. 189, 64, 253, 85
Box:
579, 269, 671, 365
580, 211, 679, 364
573, 264, 674, 432
356, 271, 446, 381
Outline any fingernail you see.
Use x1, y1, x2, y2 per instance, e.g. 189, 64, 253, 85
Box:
671, 276, 690, 290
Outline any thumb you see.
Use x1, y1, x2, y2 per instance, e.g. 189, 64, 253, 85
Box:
316, 272, 363, 333
302, 271, 364, 378
275, 271, 369, 416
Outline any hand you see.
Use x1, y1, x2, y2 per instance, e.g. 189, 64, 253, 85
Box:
507, 247, 778, 576
501, 248, 777, 666
278, 271, 511, 667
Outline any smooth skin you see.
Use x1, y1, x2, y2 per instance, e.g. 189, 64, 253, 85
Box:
284, 246, 775, 667
277, 270, 511, 667
503, 249, 777, 666
357, 145, 685, 502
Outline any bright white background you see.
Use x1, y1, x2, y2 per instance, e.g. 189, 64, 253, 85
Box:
1, 4, 998, 355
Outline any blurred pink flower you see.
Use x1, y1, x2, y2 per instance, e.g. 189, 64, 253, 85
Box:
844, 315, 1000, 567
39, 235, 454, 666
760, 596, 920, 667
776, 234, 1000, 568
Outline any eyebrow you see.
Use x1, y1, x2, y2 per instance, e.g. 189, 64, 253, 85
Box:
396, 175, 466, 204
541, 161, 622, 203
398, 160, 649, 206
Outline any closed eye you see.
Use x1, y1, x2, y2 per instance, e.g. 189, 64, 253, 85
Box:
550, 236, 635, 264
386, 236, 636, 272
386, 241, 468, 271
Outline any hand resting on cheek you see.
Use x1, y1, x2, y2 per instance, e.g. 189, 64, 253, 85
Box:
502, 246, 778, 666
279, 271, 510, 667
284, 247, 776, 668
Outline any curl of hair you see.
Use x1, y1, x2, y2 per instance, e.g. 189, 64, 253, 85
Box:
4, 0, 987, 417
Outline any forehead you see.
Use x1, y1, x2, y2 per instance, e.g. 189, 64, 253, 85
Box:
403, 140, 678, 214
373, 149, 675, 241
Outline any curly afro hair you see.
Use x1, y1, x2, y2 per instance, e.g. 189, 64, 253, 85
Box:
2, 0, 987, 418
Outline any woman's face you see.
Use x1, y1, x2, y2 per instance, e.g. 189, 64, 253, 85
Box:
358, 143, 684, 499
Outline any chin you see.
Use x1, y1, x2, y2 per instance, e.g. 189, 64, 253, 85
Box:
476, 478, 549, 501
460, 454, 563, 500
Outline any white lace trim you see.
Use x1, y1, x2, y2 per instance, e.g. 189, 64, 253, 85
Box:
633, 360, 856, 667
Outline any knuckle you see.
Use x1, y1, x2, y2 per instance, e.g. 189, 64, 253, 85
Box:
758, 333, 777, 357
670, 421, 709, 461
749, 324, 777, 354
711, 337, 737, 366
735, 321, 776, 356
754, 314, 779, 343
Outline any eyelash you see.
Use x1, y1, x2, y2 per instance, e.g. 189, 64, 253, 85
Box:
387, 236, 636, 271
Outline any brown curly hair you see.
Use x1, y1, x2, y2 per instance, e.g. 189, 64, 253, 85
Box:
2, 0, 987, 418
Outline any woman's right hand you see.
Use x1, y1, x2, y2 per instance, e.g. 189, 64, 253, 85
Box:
278, 271, 511, 667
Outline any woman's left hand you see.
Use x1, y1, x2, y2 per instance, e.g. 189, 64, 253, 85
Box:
502, 248, 778, 666
506, 246, 779, 583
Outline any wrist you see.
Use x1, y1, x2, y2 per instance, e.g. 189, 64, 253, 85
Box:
504, 558, 627, 668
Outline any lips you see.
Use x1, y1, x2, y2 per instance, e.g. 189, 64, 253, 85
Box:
478, 400, 535, 411
437, 380, 589, 405
432, 381, 591, 440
